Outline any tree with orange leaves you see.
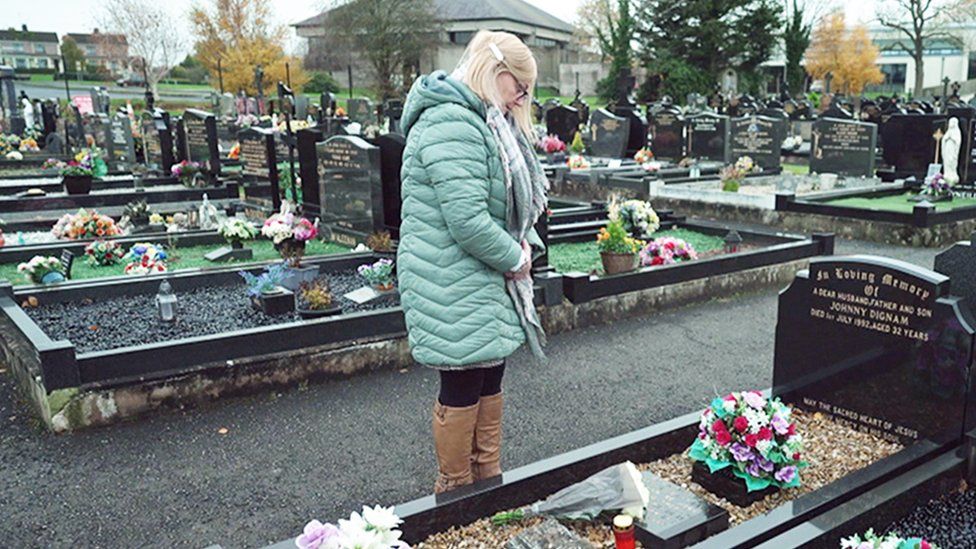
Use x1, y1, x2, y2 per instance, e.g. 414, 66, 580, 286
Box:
190, 0, 307, 95
806, 11, 882, 96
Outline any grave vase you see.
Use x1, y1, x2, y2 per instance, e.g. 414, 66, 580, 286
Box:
600, 252, 637, 275
63, 174, 93, 195
690, 460, 778, 507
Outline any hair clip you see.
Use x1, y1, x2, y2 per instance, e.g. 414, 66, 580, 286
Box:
488, 43, 504, 62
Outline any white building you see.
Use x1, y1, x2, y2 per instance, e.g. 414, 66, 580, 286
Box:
868, 23, 972, 95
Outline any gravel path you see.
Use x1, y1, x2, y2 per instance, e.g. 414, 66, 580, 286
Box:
0, 236, 942, 548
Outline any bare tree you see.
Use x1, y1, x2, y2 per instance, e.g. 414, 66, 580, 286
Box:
877, 0, 957, 97
97, 0, 186, 95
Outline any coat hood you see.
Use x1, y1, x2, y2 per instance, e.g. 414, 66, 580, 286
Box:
401, 70, 485, 137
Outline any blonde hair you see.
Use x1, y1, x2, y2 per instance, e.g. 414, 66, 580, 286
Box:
455, 30, 537, 137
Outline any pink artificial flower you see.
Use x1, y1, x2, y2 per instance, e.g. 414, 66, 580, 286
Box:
295, 520, 339, 549
733, 416, 749, 433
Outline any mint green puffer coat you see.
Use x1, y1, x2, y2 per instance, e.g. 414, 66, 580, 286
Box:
397, 71, 526, 368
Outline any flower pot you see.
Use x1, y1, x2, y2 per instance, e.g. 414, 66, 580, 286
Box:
373, 282, 396, 293
275, 238, 306, 264
63, 174, 93, 195
40, 271, 65, 284
230, 239, 244, 250
690, 460, 778, 507
250, 287, 295, 316
280, 265, 319, 291
600, 252, 637, 275
297, 305, 343, 319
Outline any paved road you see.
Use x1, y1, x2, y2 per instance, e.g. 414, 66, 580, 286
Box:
0, 237, 942, 548
16, 81, 211, 102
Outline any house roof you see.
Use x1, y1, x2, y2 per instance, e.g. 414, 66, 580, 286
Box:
294, 0, 573, 34
0, 29, 58, 43
65, 32, 128, 46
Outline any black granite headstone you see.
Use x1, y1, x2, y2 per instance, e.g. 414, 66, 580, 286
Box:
506, 518, 589, 549
810, 118, 878, 177
347, 98, 375, 126
612, 105, 649, 157
238, 126, 280, 212
881, 113, 948, 180
297, 126, 329, 217
730, 115, 784, 169
59, 250, 74, 280
545, 105, 581, 145
140, 109, 175, 174
586, 108, 630, 158
384, 99, 404, 134
635, 471, 729, 546
106, 114, 136, 173
773, 255, 976, 447
687, 112, 731, 163
650, 107, 685, 160
316, 135, 383, 245
183, 109, 220, 178
369, 132, 405, 237
570, 94, 590, 126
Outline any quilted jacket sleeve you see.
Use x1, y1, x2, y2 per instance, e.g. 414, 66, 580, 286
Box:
419, 114, 523, 273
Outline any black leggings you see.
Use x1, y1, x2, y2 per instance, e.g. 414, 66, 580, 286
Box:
438, 363, 505, 407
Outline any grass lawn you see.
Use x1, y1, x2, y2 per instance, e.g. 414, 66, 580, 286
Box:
549, 228, 726, 274
821, 192, 976, 213
0, 239, 350, 285
782, 163, 809, 175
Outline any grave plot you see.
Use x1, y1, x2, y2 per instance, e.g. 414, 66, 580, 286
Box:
276, 255, 972, 549
0, 251, 407, 431
542, 199, 833, 308
774, 182, 976, 247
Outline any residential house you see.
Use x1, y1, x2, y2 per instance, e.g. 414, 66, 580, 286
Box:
0, 25, 59, 71
64, 29, 129, 77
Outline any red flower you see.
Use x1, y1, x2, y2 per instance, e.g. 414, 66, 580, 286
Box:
758, 427, 773, 441
724, 393, 737, 401
787, 423, 796, 436
715, 429, 732, 446
921, 541, 931, 549
711, 419, 728, 434
733, 416, 749, 433
745, 433, 758, 448
665, 241, 675, 250
651, 256, 664, 266
792, 452, 801, 461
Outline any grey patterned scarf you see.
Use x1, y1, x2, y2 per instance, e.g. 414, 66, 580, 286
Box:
485, 106, 549, 360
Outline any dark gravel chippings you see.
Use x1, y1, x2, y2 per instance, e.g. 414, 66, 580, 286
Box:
25, 269, 399, 354
884, 486, 976, 545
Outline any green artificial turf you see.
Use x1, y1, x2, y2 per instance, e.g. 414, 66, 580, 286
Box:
821, 192, 976, 213
782, 163, 809, 175
549, 228, 726, 274
0, 239, 351, 285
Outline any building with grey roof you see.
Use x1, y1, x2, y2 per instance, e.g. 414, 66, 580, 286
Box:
0, 26, 59, 71
293, 0, 578, 92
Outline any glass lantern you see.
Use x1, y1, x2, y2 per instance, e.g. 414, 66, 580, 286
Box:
156, 279, 177, 323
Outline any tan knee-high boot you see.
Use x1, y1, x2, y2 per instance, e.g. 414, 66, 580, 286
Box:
432, 400, 479, 494
471, 392, 503, 481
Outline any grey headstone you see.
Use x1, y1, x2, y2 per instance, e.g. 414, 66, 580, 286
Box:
506, 518, 589, 549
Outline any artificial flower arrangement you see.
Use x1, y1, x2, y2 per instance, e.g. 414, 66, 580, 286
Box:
84, 239, 126, 266
0, 134, 21, 155
719, 156, 760, 193
218, 218, 258, 246
919, 173, 952, 199
123, 199, 152, 225
782, 135, 803, 150
51, 209, 123, 240
296, 505, 408, 549
228, 142, 240, 160
840, 529, 938, 549
358, 258, 395, 291
239, 263, 287, 297
569, 130, 585, 154
41, 148, 107, 178
567, 154, 590, 171
334, 106, 347, 117
17, 255, 64, 284
149, 213, 165, 226
18, 137, 39, 152
261, 205, 319, 268
607, 197, 660, 239
640, 237, 698, 267
634, 148, 654, 165
688, 391, 806, 492
538, 134, 566, 154
171, 160, 205, 187
123, 242, 168, 275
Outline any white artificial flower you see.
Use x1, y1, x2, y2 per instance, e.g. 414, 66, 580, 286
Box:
879, 540, 898, 549
840, 536, 863, 549
361, 505, 402, 532
338, 512, 384, 549
722, 400, 736, 414
755, 439, 772, 457
620, 462, 650, 521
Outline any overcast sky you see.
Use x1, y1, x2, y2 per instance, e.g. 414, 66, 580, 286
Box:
6, 0, 878, 56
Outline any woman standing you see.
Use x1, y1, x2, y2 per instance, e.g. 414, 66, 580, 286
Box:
398, 30, 548, 493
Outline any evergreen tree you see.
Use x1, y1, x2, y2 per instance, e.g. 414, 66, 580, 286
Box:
783, 0, 813, 95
